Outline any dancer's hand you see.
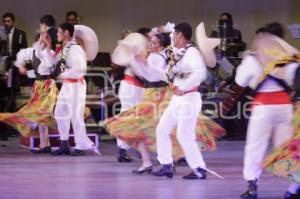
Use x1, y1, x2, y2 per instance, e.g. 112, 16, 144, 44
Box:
43, 32, 52, 50
172, 86, 185, 96
18, 66, 27, 75
134, 52, 147, 65
38, 32, 47, 49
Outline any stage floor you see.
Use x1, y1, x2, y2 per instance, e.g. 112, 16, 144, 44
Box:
0, 138, 288, 199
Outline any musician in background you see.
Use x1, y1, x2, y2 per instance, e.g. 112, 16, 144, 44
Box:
65, 11, 79, 25
1, 12, 27, 111
207, 13, 247, 141
211, 12, 246, 58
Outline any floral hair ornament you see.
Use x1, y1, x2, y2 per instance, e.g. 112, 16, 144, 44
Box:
149, 22, 175, 37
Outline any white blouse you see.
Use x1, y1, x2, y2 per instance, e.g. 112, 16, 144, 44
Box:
14, 42, 55, 76
130, 50, 168, 82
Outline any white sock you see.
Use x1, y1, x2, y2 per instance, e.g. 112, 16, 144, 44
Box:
288, 182, 300, 194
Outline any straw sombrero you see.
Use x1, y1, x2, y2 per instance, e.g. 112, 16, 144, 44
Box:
253, 33, 299, 80
196, 22, 220, 68
111, 33, 148, 66
74, 25, 99, 61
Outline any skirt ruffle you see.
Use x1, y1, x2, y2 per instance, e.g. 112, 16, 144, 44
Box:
264, 103, 300, 182
0, 79, 58, 137
106, 87, 225, 158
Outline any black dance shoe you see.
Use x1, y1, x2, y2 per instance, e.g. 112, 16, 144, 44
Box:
284, 191, 300, 199
132, 166, 153, 174
32, 146, 51, 154
118, 148, 134, 162
152, 164, 175, 178
51, 141, 70, 156
182, 167, 207, 180
70, 149, 86, 156
174, 157, 188, 166
240, 180, 258, 199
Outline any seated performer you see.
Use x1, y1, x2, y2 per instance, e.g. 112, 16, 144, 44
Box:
211, 12, 246, 58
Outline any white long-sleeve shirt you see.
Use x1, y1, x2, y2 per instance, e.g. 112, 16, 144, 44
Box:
235, 55, 299, 92
171, 46, 207, 91
57, 41, 87, 79
130, 50, 168, 82
14, 42, 55, 76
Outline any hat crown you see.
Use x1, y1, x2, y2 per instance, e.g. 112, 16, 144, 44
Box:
112, 33, 148, 66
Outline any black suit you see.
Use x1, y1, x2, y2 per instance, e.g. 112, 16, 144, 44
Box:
4, 27, 27, 97
3, 27, 27, 58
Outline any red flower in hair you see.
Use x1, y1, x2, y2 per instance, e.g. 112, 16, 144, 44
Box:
54, 44, 63, 57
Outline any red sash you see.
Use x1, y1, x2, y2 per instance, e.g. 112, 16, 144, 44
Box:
124, 75, 144, 88
63, 76, 85, 84
252, 91, 291, 106
171, 85, 199, 95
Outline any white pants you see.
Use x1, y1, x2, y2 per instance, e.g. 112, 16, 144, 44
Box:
116, 80, 144, 149
243, 104, 293, 181
54, 80, 94, 150
156, 92, 206, 169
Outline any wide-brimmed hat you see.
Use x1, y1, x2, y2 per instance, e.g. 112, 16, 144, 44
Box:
253, 32, 299, 67
252, 32, 299, 80
74, 24, 99, 61
196, 22, 220, 68
111, 33, 148, 66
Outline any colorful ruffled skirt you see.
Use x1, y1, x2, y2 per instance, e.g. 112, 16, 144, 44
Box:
264, 103, 300, 182
0, 79, 58, 137
106, 87, 225, 158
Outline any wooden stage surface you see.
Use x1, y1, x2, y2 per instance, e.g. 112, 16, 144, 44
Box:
0, 138, 289, 199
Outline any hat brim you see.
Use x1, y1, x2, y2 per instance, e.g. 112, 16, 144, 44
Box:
111, 33, 148, 66
74, 25, 99, 61
196, 22, 220, 68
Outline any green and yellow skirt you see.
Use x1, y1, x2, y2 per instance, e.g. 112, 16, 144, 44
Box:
264, 102, 300, 182
0, 79, 58, 137
106, 87, 225, 158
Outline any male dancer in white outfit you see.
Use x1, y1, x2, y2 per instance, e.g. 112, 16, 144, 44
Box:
51, 22, 98, 156
152, 23, 208, 179
221, 33, 298, 198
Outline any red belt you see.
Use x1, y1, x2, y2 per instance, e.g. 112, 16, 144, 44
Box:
124, 75, 144, 88
252, 91, 291, 106
182, 87, 199, 95
63, 76, 85, 84
171, 85, 199, 95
